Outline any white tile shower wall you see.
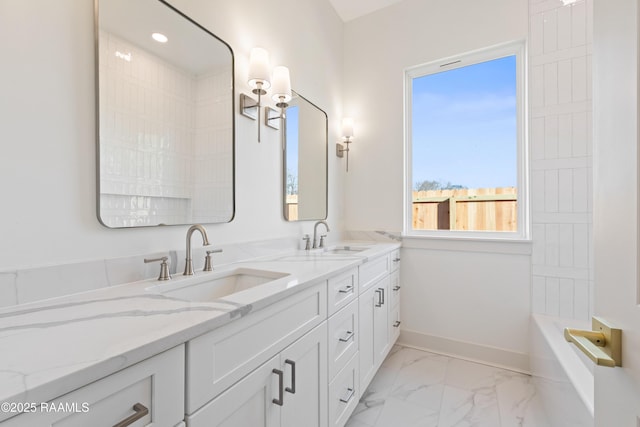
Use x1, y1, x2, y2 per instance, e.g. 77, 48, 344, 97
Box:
529, 0, 593, 320
192, 70, 234, 223
98, 30, 232, 226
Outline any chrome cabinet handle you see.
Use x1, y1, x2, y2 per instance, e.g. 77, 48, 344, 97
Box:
339, 330, 354, 342
393, 257, 401, 263
285, 359, 296, 394
272, 369, 284, 406
375, 289, 382, 307
381, 288, 385, 305
113, 403, 149, 427
393, 285, 401, 291
393, 321, 401, 328
338, 285, 354, 294
339, 387, 355, 403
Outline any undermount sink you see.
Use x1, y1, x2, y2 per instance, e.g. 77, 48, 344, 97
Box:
153, 268, 289, 302
324, 245, 370, 255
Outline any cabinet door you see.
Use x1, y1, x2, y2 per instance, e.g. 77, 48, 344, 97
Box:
187, 355, 281, 427
280, 323, 328, 427
358, 285, 376, 392
373, 276, 390, 365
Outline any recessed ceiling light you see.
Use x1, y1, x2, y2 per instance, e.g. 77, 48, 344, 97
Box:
152, 32, 168, 43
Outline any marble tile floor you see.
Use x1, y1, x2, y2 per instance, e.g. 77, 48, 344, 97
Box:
345, 345, 551, 427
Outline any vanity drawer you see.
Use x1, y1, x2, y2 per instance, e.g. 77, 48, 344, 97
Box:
3, 345, 184, 427
186, 282, 327, 413
328, 352, 359, 427
358, 254, 389, 293
389, 270, 401, 309
390, 249, 401, 272
328, 299, 358, 380
327, 267, 358, 316
390, 305, 401, 344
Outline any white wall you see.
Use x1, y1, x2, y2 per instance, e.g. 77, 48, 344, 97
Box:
0, 0, 344, 270
343, 0, 531, 369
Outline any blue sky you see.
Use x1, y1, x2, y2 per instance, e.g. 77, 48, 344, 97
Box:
285, 106, 299, 180
412, 55, 517, 189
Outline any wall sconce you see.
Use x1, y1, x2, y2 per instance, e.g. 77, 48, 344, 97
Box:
240, 47, 271, 142
265, 65, 291, 128
336, 118, 354, 172
240, 49, 292, 142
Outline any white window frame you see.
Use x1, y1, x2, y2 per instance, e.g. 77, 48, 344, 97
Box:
403, 40, 529, 241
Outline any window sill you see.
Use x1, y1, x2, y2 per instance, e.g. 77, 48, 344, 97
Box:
401, 234, 532, 255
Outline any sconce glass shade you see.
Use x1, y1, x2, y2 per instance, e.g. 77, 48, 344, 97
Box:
342, 118, 354, 139
248, 47, 271, 92
271, 66, 292, 106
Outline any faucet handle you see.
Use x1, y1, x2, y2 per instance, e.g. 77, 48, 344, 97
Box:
144, 256, 171, 281
302, 234, 311, 251
319, 235, 327, 248
204, 249, 223, 271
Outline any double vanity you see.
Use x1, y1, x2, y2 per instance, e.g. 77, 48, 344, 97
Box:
0, 0, 399, 425
0, 240, 401, 426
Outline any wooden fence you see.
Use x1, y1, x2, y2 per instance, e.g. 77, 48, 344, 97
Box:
286, 194, 298, 220
413, 187, 517, 231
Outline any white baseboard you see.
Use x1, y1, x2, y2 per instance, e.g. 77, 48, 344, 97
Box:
398, 329, 530, 374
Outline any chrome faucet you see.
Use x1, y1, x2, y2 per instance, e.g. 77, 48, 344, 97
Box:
312, 220, 330, 249
184, 224, 211, 275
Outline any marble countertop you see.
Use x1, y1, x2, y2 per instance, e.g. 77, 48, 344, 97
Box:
0, 241, 399, 421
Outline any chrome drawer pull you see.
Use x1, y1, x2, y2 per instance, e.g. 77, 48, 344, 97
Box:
285, 359, 296, 394
393, 285, 401, 291
339, 330, 354, 342
339, 387, 355, 403
338, 285, 354, 294
272, 369, 284, 406
393, 321, 402, 328
375, 289, 382, 307
113, 403, 149, 427
393, 257, 401, 263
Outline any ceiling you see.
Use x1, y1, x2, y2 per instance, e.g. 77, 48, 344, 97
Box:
327, 0, 406, 22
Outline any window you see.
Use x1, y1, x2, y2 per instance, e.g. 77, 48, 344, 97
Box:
404, 42, 527, 239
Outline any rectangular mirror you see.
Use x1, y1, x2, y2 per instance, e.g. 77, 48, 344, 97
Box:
283, 91, 328, 221
96, 0, 234, 228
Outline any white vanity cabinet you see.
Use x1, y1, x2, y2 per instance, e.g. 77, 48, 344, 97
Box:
187, 323, 328, 427
3, 345, 184, 427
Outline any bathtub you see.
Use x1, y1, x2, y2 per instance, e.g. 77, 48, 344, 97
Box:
530, 314, 594, 427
